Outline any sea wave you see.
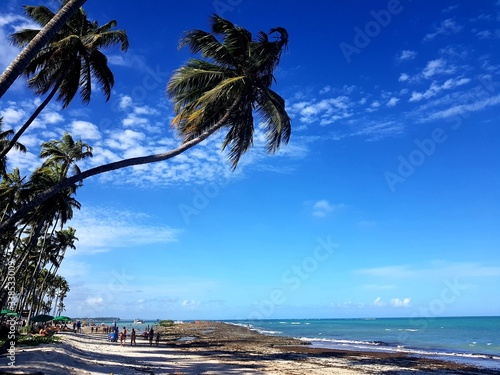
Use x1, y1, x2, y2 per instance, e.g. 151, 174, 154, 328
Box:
304, 338, 500, 369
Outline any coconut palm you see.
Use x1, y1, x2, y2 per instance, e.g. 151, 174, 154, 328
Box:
0, 0, 128, 159
0, 15, 291, 233
167, 14, 291, 168
0, 0, 87, 99
40, 132, 93, 180
0, 118, 27, 177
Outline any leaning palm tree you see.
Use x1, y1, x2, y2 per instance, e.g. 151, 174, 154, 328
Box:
0, 0, 87, 99
167, 14, 291, 167
0, 0, 128, 159
0, 15, 291, 232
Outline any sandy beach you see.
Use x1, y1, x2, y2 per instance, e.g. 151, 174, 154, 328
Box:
1, 321, 500, 375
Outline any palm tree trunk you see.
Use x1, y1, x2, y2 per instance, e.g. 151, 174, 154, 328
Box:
0, 0, 86, 99
0, 97, 242, 233
0, 80, 62, 160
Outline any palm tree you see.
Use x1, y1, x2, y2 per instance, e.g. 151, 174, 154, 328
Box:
0, 118, 27, 177
0, 0, 87, 99
168, 15, 291, 168
0, 15, 291, 233
0, 0, 128, 159
40, 132, 93, 180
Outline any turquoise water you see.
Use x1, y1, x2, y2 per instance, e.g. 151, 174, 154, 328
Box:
100, 320, 158, 335
228, 316, 500, 368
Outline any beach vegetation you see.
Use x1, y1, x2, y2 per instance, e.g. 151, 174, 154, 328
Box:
159, 319, 175, 327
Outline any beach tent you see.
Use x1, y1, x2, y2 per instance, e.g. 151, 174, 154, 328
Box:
31, 314, 53, 322
53, 315, 72, 322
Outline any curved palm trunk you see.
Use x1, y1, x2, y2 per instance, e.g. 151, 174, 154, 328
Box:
0, 0, 86, 99
0, 98, 241, 233
0, 81, 61, 160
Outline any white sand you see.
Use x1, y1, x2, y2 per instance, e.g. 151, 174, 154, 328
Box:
0, 331, 381, 374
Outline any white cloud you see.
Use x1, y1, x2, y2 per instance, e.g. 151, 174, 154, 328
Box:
398, 50, 417, 61
319, 85, 332, 94
0, 106, 26, 125
105, 129, 146, 150
288, 96, 352, 125
86, 297, 104, 305
182, 300, 200, 309
372, 297, 411, 308
424, 18, 462, 41
428, 93, 500, 120
399, 73, 410, 82
70, 120, 102, 141
391, 297, 411, 307
422, 58, 455, 79
311, 200, 344, 217
119, 95, 133, 110
69, 206, 180, 255
386, 97, 400, 107
349, 121, 405, 141
409, 77, 471, 102
476, 29, 500, 40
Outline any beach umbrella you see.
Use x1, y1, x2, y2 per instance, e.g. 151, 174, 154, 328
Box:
53, 315, 72, 322
31, 314, 53, 322
0, 309, 17, 315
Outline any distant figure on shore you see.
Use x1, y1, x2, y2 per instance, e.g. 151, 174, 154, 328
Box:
120, 327, 127, 346
130, 328, 136, 346
91, 326, 94, 333
148, 328, 154, 346
155, 332, 160, 346
76, 321, 81, 333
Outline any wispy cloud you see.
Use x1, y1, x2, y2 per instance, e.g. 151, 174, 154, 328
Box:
311, 199, 344, 218
422, 58, 456, 79
424, 18, 462, 41
68, 206, 181, 255
357, 262, 500, 279
373, 297, 411, 308
409, 77, 471, 102
397, 50, 417, 62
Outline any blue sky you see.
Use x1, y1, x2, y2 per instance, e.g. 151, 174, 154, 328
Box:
1, 0, 500, 320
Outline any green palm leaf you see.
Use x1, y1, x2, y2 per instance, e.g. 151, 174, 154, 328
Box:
167, 14, 291, 168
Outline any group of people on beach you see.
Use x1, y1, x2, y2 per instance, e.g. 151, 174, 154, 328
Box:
114, 326, 160, 346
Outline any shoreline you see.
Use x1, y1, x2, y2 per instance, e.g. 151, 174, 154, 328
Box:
1, 321, 500, 374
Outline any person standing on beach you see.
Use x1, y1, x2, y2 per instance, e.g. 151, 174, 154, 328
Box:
148, 327, 154, 346
130, 328, 136, 346
120, 327, 127, 346
155, 332, 160, 346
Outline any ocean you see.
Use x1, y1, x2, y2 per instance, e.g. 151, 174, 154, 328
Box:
228, 316, 500, 369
